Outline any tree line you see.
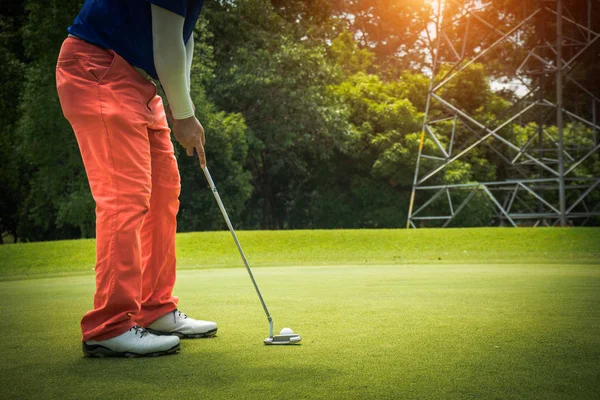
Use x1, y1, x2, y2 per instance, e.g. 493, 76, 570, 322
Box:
0, 0, 598, 243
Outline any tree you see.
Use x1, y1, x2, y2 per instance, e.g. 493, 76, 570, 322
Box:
173, 17, 253, 232
13, 0, 93, 241
205, 0, 349, 228
0, 7, 27, 243
271, 0, 432, 73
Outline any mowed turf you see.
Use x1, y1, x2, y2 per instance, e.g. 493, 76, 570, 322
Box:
0, 229, 599, 399
1, 228, 599, 280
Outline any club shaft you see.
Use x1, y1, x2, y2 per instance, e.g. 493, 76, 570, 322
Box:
202, 167, 274, 337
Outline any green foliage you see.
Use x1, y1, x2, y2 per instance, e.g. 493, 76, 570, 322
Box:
16, 57, 95, 240
286, 71, 422, 228
332, 72, 424, 181
12, 0, 94, 241
314, 65, 492, 228
272, 0, 431, 72
0, 13, 27, 243
206, 0, 349, 228
438, 63, 493, 115
329, 31, 374, 75
177, 101, 252, 231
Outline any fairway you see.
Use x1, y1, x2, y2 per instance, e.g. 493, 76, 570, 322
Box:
1, 229, 599, 399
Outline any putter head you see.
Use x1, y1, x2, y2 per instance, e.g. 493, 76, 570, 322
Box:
264, 333, 302, 345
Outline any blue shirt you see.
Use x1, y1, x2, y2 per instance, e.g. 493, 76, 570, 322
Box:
68, 0, 204, 79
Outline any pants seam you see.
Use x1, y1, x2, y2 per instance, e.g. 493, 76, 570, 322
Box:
97, 75, 119, 299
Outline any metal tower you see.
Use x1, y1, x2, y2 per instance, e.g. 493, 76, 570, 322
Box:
407, 0, 600, 228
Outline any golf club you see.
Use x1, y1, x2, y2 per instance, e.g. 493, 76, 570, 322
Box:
201, 164, 301, 345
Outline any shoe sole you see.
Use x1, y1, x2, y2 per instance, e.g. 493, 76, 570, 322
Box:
146, 327, 218, 339
82, 342, 180, 358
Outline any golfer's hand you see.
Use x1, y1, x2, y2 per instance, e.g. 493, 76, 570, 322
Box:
167, 107, 206, 168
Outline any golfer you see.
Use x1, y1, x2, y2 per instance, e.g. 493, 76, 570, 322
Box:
56, 0, 216, 358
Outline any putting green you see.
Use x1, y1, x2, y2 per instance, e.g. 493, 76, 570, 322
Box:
1, 263, 599, 399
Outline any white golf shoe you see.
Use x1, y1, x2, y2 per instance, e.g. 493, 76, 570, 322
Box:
146, 309, 218, 338
82, 325, 180, 358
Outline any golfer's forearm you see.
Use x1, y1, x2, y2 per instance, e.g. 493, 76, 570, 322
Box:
151, 4, 194, 120
185, 34, 193, 93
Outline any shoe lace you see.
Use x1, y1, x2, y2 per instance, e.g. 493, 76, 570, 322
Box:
131, 325, 149, 338
172, 309, 188, 323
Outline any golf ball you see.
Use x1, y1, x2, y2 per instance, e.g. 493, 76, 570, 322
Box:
280, 327, 294, 335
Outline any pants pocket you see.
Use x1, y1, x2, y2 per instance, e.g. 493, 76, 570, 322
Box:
56, 58, 79, 68
86, 51, 116, 83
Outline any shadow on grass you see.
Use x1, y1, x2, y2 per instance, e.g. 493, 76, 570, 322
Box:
59, 341, 332, 398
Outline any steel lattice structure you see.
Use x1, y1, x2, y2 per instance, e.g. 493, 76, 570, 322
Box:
407, 0, 600, 228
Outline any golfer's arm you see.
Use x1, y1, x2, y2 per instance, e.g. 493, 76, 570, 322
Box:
151, 4, 194, 119
185, 33, 193, 93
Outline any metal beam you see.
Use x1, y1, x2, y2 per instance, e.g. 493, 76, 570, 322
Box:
481, 185, 517, 227
565, 143, 600, 175
407, 0, 443, 228
566, 180, 600, 213
432, 8, 541, 92
442, 191, 476, 228
557, 0, 567, 227
425, 125, 450, 158
407, 0, 598, 228
517, 182, 561, 214
411, 188, 446, 218
421, 96, 557, 182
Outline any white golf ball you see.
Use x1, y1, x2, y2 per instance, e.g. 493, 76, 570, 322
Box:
280, 327, 294, 335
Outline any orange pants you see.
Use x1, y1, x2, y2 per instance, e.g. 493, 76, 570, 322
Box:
56, 37, 180, 342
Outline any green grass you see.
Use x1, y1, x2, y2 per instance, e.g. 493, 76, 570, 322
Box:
1, 228, 599, 280
0, 228, 599, 399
